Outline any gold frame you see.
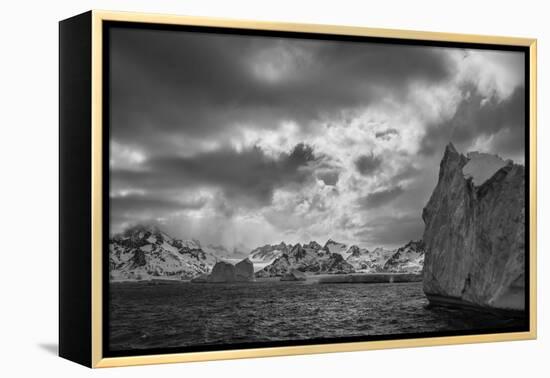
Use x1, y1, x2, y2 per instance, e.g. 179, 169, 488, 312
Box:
90, 10, 537, 368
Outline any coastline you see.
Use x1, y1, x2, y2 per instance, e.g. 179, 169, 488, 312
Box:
318, 273, 422, 284
110, 272, 423, 285
425, 294, 527, 319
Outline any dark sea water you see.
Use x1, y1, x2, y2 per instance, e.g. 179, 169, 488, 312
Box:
109, 281, 524, 352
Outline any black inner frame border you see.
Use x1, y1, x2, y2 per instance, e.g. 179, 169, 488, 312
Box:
101, 20, 531, 358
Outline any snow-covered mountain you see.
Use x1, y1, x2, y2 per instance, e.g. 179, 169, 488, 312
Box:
255, 242, 355, 277
109, 225, 425, 281
248, 242, 289, 262
346, 246, 395, 272
324, 239, 349, 258
383, 240, 425, 273
109, 225, 216, 281
253, 237, 426, 278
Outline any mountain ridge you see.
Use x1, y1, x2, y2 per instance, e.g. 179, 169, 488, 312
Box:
109, 225, 425, 281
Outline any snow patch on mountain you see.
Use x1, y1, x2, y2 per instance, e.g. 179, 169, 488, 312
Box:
110, 226, 426, 281
463, 151, 510, 186
248, 242, 289, 263
109, 225, 215, 281
324, 239, 349, 258
256, 242, 355, 277
383, 240, 425, 273
345, 245, 395, 272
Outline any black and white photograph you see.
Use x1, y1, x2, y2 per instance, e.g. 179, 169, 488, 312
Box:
106, 23, 528, 355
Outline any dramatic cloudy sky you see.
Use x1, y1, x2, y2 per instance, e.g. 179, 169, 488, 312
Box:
108, 26, 525, 250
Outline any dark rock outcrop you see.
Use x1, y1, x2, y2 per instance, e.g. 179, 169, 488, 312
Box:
422, 143, 525, 313
235, 258, 254, 281
203, 258, 255, 283
207, 261, 237, 283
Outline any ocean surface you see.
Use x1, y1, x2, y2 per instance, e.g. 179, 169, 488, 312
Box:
109, 281, 524, 351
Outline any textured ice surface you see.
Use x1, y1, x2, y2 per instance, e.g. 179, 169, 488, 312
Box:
463, 151, 510, 186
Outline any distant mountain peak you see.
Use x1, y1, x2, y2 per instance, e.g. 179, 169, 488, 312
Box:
323, 239, 348, 257
383, 240, 425, 273
346, 245, 363, 257
255, 240, 355, 278
290, 243, 305, 254
304, 241, 322, 250
122, 223, 161, 237
248, 242, 290, 263
109, 224, 215, 281
344, 240, 424, 274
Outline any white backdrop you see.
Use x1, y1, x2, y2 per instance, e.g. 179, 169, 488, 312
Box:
0, 0, 547, 376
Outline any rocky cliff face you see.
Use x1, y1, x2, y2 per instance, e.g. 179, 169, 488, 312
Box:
422, 143, 525, 313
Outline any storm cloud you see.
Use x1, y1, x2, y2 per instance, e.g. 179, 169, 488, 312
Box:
109, 26, 453, 152
355, 214, 425, 246
375, 128, 399, 140
357, 186, 404, 209
420, 84, 525, 159
355, 154, 382, 176
113, 143, 317, 207
108, 25, 526, 249
111, 194, 207, 217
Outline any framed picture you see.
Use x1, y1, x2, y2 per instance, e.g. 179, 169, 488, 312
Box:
59, 10, 537, 368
